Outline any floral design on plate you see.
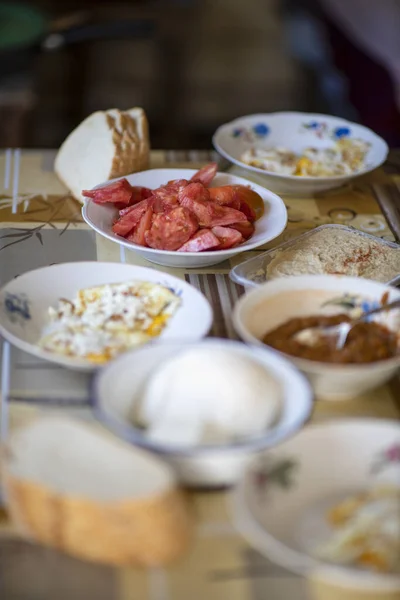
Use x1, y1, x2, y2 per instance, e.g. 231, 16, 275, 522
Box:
232, 123, 270, 143
4, 292, 31, 323
371, 444, 400, 475
301, 121, 352, 141
322, 294, 381, 317
253, 457, 298, 501
157, 281, 183, 297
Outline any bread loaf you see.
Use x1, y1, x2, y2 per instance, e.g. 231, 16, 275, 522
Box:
2, 417, 192, 567
55, 108, 150, 203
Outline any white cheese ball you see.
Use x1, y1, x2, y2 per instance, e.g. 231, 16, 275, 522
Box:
136, 347, 282, 444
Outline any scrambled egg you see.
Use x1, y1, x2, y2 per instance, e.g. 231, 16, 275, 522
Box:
38, 281, 181, 363
241, 138, 370, 177
313, 486, 400, 574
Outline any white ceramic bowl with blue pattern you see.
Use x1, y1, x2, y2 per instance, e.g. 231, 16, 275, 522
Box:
233, 275, 400, 400
213, 112, 388, 195
0, 262, 213, 371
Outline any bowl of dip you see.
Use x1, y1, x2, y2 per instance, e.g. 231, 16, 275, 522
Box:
233, 275, 400, 400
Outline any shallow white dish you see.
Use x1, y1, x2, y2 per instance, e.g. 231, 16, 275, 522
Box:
231, 419, 400, 593
92, 338, 313, 487
82, 168, 287, 268
213, 112, 388, 195
233, 275, 400, 400
0, 262, 213, 371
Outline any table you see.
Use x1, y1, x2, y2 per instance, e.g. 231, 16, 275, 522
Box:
0, 149, 399, 600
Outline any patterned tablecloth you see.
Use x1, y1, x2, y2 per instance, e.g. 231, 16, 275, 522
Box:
0, 149, 399, 600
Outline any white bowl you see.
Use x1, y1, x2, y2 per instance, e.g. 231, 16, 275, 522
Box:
213, 112, 388, 195
0, 262, 213, 371
82, 168, 287, 268
92, 338, 313, 487
233, 275, 400, 400
231, 419, 400, 593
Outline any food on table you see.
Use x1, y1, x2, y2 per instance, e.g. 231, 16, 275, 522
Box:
264, 228, 400, 282
83, 178, 153, 208
3, 416, 192, 566
82, 163, 264, 252
240, 138, 370, 176
262, 314, 399, 363
313, 486, 400, 574
133, 346, 282, 446
38, 281, 181, 363
55, 107, 149, 202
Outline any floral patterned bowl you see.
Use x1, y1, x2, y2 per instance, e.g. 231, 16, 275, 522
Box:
231, 419, 400, 594
233, 275, 400, 400
212, 112, 388, 195
0, 262, 213, 371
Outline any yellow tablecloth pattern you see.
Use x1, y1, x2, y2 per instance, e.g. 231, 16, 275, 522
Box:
0, 149, 399, 600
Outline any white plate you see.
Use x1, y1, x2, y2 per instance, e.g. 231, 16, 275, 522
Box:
0, 262, 213, 371
82, 168, 287, 268
213, 112, 388, 195
92, 338, 313, 487
231, 419, 400, 592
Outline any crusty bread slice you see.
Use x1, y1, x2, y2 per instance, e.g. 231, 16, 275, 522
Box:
106, 108, 148, 177
2, 417, 192, 566
125, 107, 150, 172
55, 107, 150, 203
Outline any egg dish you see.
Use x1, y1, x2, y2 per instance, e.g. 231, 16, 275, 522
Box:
240, 138, 370, 177
38, 281, 181, 363
313, 486, 400, 574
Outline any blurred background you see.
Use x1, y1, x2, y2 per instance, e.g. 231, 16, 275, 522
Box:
1, 0, 399, 149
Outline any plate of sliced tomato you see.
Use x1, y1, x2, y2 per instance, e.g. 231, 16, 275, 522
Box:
82, 163, 287, 268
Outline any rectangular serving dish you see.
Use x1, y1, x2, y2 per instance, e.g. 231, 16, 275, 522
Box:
230, 224, 400, 288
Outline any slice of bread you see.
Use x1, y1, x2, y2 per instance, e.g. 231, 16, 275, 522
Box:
2, 416, 192, 566
55, 108, 150, 203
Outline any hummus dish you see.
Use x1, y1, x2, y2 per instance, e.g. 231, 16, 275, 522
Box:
265, 228, 400, 282
38, 281, 181, 363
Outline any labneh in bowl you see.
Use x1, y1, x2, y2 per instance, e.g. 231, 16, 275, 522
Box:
92, 338, 313, 487
213, 112, 388, 195
82, 168, 287, 268
233, 275, 400, 400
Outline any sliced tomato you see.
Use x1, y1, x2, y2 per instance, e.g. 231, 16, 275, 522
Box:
211, 226, 243, 249
153, 186, 180, 212
178, 182, 210, 204
230, 220, 255, 240
82, 178, 134, 206
179, 196, 246, 228
166, 178, 189, 191
178, 229, 220, 252
126, 206, 153, 246
145, 206, 199, 251
190, 162, 218, 187
208, 186, 240, 210
112, 198, 153, 237
239, 201, 257, 222
232, 185, 264, 220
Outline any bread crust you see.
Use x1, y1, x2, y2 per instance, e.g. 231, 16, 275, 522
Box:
54, 108, 150, 204
3, 471, 192, 566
